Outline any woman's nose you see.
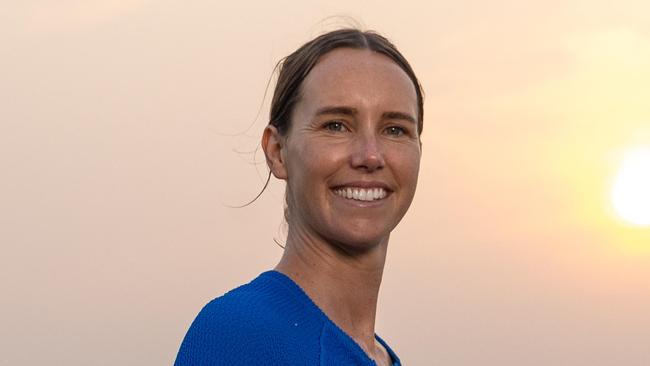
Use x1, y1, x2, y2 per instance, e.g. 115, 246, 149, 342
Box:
350, 132, 385, 172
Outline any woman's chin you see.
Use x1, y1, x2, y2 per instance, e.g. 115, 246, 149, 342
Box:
327, 230, 391, 254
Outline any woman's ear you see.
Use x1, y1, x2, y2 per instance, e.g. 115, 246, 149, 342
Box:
262, 125, 288, 180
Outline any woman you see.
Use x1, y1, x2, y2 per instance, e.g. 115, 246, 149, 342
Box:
175, 28, 423, 366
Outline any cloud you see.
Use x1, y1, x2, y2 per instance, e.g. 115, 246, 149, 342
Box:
567, 27, 650, 73
486, 26, 650, 138
3, 0, 152, 35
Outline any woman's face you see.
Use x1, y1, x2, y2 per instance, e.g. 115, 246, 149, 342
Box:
268, 48, 421, 250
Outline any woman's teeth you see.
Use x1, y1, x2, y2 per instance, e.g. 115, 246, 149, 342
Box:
333, 187, 387, 201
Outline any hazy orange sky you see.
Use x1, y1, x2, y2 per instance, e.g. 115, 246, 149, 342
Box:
2, 1, 649, 365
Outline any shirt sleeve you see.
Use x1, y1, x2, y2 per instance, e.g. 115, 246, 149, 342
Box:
173, 298, 286, 366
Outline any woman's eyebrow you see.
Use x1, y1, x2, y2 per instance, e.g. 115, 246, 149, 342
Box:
382, 111, 417, 124
315, 106, 416, 124
314, 106, 358, 117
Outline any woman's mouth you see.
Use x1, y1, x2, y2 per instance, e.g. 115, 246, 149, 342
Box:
332, 187, 388, 202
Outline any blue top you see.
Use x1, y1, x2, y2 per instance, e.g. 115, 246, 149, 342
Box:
174, 270, 401, 365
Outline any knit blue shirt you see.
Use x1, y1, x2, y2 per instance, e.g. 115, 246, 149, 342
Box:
174, 270, 401, 365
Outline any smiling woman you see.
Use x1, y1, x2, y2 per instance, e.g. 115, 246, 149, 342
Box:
174, 28, 424, 366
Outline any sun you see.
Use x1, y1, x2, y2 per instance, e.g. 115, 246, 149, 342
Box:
611, 146, 650, 226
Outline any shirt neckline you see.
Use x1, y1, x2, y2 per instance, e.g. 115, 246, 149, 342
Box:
260, 270, 401, 366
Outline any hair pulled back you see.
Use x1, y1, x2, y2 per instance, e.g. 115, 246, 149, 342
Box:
269, 28, 424, 136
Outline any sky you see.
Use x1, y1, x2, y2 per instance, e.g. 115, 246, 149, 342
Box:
1, 1, 649, 365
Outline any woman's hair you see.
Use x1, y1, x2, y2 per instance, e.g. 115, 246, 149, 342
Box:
269, 28, 424, 136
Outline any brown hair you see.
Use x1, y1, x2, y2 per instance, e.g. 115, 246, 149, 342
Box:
269, 28, 424, 136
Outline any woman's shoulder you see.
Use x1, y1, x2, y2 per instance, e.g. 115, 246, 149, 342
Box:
174, 271, 325, 365
187, 272, 290, 335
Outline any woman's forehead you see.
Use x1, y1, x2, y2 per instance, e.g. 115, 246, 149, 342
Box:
297, 48, 418, 115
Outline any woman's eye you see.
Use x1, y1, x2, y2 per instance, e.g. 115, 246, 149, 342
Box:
324, 121, 347, 132
385, 126, 407, 136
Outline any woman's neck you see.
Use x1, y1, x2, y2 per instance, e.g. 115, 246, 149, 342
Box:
274, 227, 390, 361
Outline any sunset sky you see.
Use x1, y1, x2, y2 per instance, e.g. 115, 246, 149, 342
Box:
2, 1, 649, 365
